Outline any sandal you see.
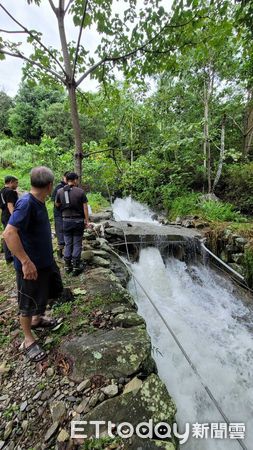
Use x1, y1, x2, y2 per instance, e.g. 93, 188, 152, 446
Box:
31, 317, 60, 330
20, 341, 47, 363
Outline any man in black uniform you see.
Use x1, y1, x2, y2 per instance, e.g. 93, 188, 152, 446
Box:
51, 171, 69, 258
0, 175, 18, 263
55, 172, 90, 276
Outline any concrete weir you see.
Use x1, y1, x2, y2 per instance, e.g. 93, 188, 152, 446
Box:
105, 220, 202, 260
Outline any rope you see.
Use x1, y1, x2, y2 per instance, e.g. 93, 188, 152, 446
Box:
110, 239, 248, 450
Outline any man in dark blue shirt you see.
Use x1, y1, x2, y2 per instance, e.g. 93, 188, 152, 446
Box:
3, 166, 58, 363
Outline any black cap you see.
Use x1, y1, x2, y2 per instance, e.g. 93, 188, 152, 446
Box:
66, 172, 78, 181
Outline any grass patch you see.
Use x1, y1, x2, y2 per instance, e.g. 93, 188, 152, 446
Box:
88, 192, 109, 213
168, 193, 247, 223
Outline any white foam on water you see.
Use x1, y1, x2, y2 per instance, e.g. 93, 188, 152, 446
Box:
112, 196, 158, 223
128, 247, 253, 450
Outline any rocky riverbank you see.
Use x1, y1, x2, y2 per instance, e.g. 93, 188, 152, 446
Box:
0, 219, 178, 450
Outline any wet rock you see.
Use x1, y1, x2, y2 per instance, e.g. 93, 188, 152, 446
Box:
61, 326, 155, 381
0, 442, 5, 450
109, 252, 130, 287
44, 422, 59, 442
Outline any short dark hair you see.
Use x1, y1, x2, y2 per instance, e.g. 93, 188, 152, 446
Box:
66, 172, 78, 181
5, 175, 18, 184
30, 166, 54, 188
64, 171, 70, 177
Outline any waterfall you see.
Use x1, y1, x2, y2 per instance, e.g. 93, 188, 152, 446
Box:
113, 196, 158, 223
129, 248, 253, 449
112, 197, 253, 449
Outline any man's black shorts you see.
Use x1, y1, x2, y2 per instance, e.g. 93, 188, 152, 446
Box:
16, 267, 52, 316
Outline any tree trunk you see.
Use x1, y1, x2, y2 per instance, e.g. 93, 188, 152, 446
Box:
203, 67, 214, 193
68, 85, 83, 178
57, 4, 83, 180
212, 114, 226, 192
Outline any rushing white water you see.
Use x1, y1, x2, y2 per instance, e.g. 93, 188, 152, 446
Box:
113, 197, 253, 448
128, 248, 253, 450
113, 196, 158, 223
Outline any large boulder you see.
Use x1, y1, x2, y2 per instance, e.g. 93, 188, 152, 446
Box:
82, 374, 177, 446
61, 326, 155, 381
82, 267, 134, 307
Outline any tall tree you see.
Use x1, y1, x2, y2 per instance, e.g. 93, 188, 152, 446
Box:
0, 0, 172, 179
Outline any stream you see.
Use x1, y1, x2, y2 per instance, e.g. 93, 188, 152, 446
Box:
113, 197, 253, 450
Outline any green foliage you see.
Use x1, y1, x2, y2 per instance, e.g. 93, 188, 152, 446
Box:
0, 135, 72, 183
0, 91, 13, 135
87, 192, 109, 213
80, 436, 122, 449
218, 163, 253, 213
168, 193, 246, 223
8, 83, 64, 143
200, 200, 245, 222
168, 193, 201, 219
243, 248, 253, 288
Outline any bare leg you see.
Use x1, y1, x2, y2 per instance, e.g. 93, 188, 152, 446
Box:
20, 316, 35, 347
31, 315, 41, 327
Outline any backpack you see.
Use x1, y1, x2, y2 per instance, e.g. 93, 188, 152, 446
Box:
0, 188, 6, 210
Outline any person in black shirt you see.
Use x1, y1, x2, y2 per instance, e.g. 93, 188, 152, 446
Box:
1, 175, 18, 263
55, 172, 90, 276
51, 171, 69, 258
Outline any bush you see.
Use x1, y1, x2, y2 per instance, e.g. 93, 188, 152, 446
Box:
168, 193, 201, 219
217, 163, 253, 213
200, 200, 246, 222
167, 192, 246, 222
87, 192, 109, 213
